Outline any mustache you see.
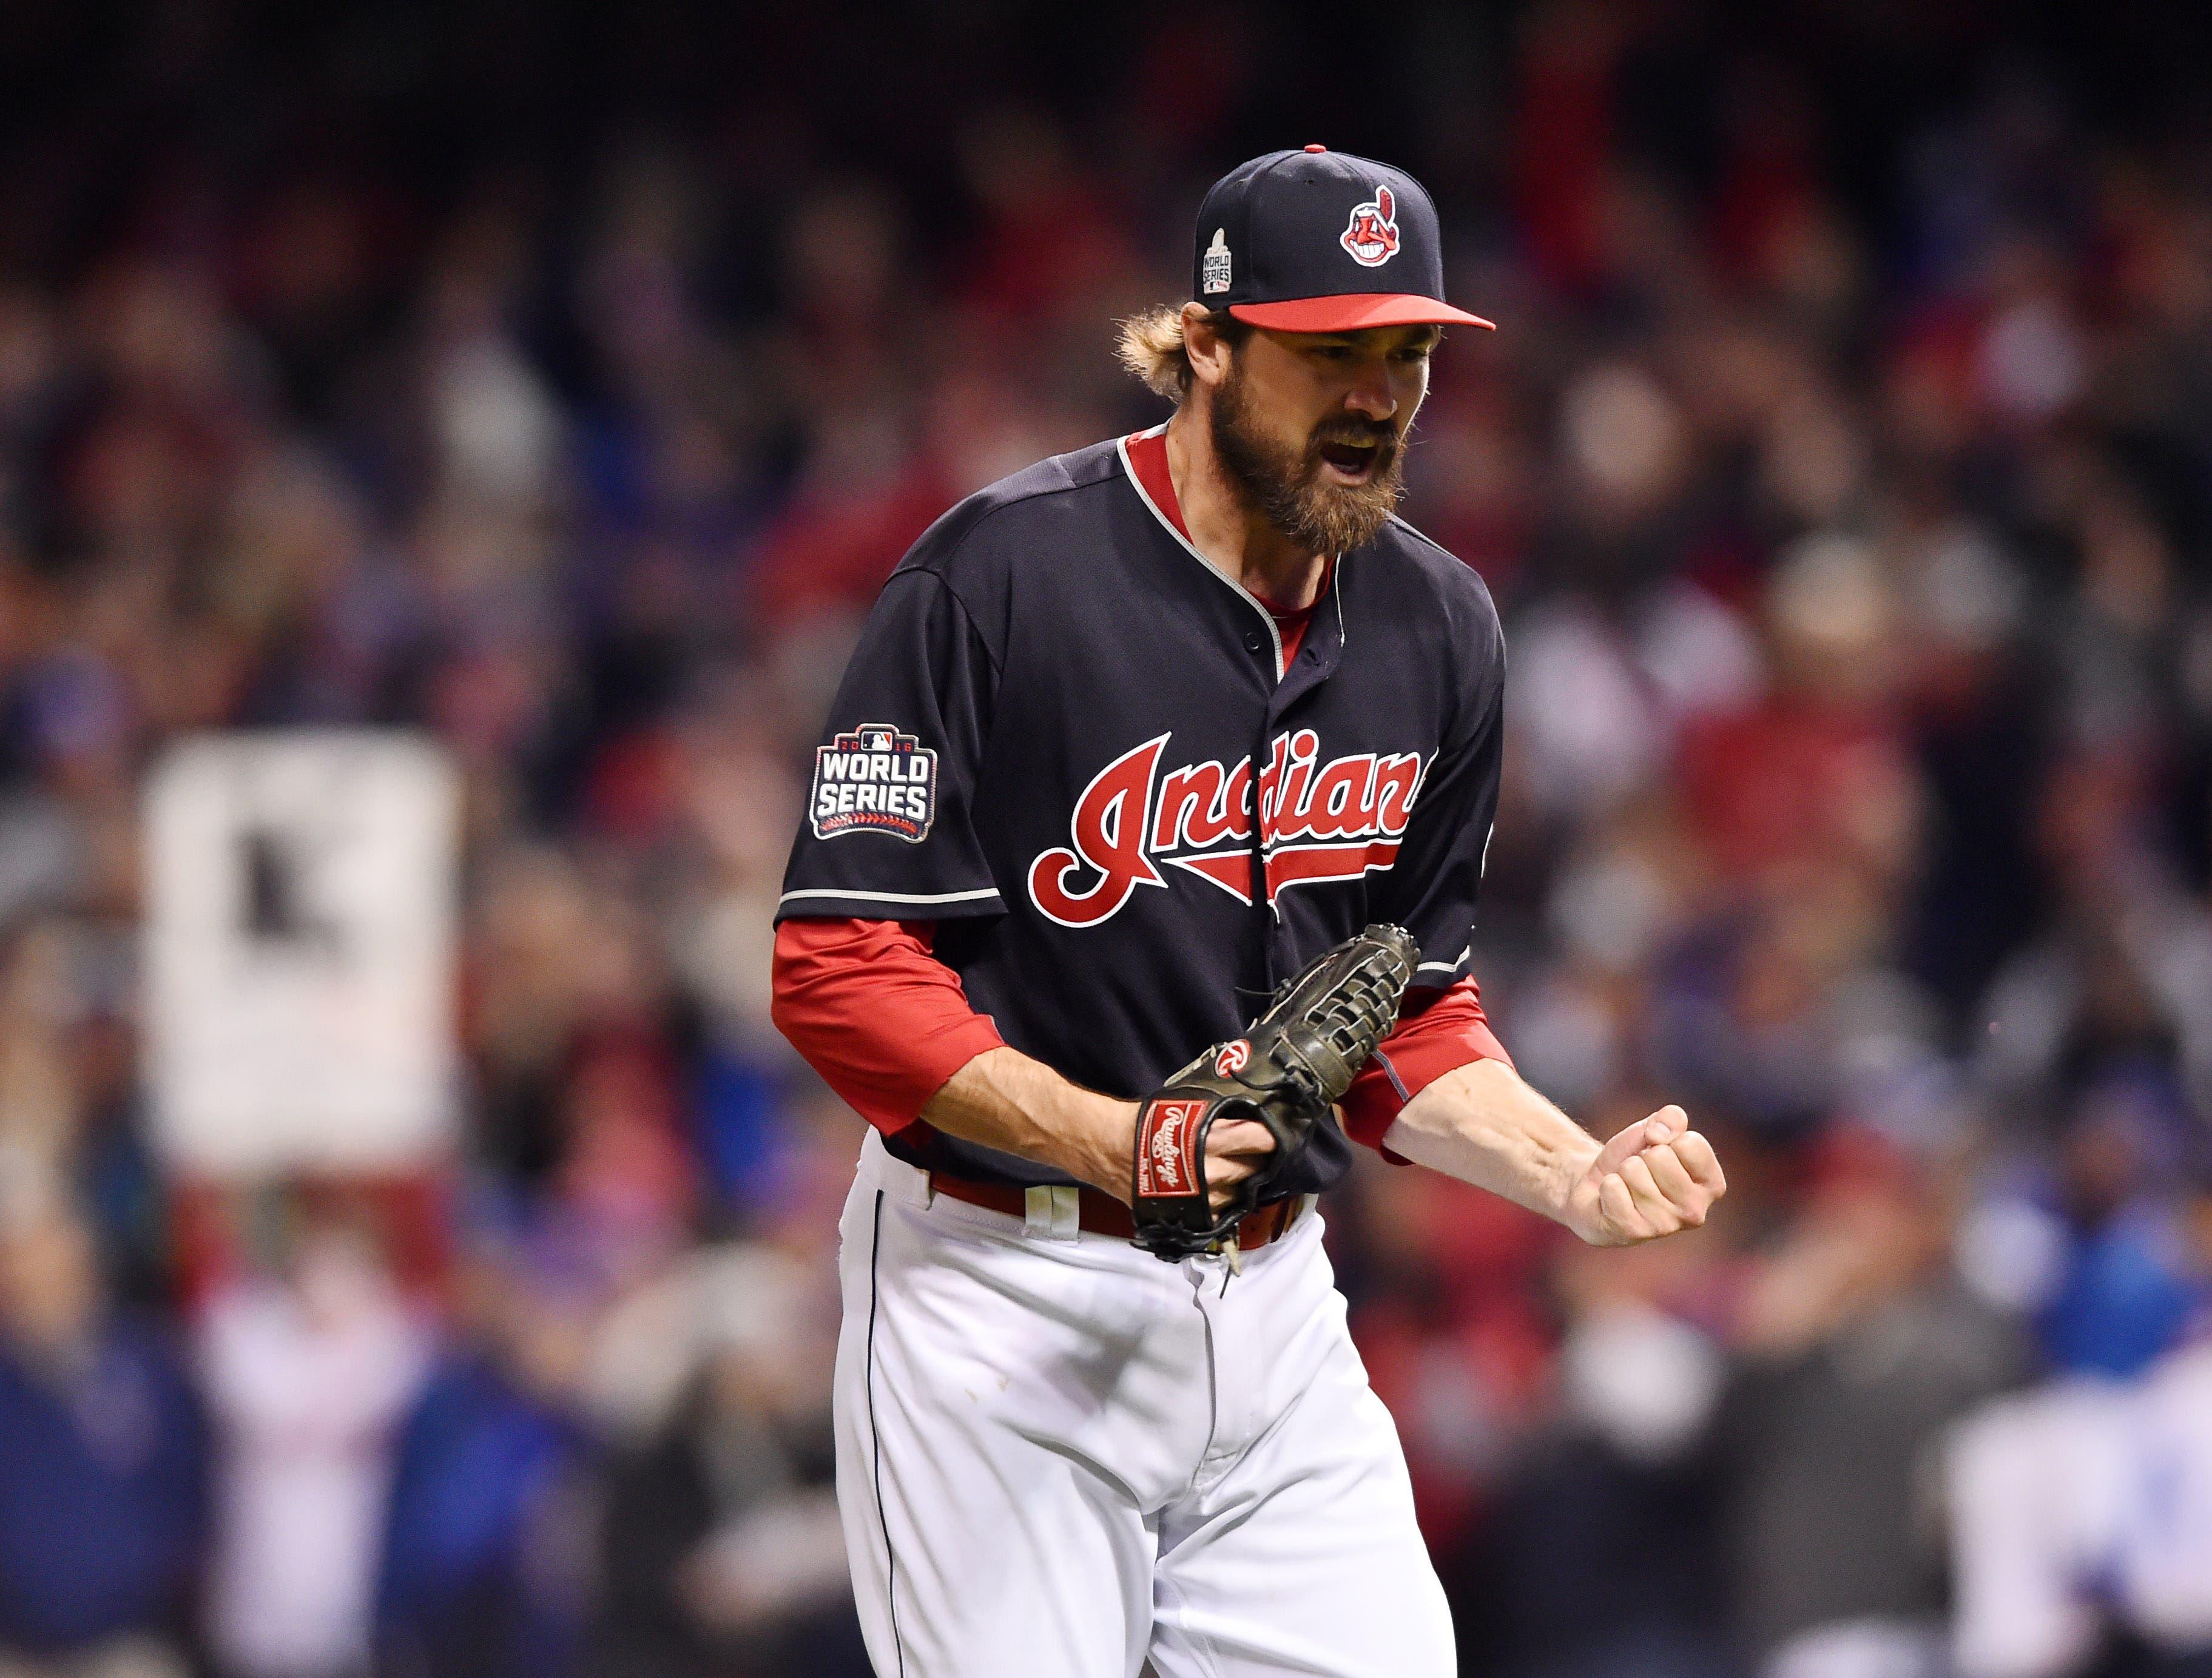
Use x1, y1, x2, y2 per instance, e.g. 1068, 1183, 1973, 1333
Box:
1309, 419, 1399, 453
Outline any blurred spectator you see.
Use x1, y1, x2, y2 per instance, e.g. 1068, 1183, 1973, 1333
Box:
199, 1215, 429, 1678
1713, 1131, 2026, 1678
1472, 1236, 1732, 1678
1949, 1178, 2212, 1678
590, 1244, 860, 1678
2034, 1082, 2208, 1380
371, 1238, 596, 1678
0, 1168, 204, 1678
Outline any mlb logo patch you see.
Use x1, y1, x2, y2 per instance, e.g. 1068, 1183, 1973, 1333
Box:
810, 723, 938, 842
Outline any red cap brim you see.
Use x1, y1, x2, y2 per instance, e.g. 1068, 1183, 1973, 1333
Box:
1228, 293, 1496, 332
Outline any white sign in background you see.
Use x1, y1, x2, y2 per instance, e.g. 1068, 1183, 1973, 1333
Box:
145, 732, 460, 1174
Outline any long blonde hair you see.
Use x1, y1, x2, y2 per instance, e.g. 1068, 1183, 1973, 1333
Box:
1114, 304, 1248, 402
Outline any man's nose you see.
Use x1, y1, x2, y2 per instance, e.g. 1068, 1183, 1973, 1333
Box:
1343, 368, 1395, 422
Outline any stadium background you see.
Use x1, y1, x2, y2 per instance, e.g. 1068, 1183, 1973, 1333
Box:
4, 1, 2212, 1675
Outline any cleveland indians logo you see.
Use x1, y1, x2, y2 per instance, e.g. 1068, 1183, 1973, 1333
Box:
1027, 729, 1426, 928
1340, 185, 1401, 268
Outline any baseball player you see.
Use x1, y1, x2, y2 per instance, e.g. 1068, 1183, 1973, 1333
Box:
770, 147, 1725, 1678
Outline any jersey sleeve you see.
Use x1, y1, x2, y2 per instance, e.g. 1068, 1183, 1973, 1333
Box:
1338, 976, 1513, 1153
1367, 620, 1505, 989
770, 918, 1005, 1134
777, 567, 1005, 922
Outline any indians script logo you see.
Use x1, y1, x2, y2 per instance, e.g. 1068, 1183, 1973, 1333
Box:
1340, 184, 1401, 268
809, 723, 937, 843
1027, 729, 1426, 928
1137, 1099, 1207, 1198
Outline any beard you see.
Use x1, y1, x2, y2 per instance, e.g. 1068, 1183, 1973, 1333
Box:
1208, 357, 1408, 554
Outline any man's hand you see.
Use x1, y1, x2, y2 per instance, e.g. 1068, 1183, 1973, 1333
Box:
1075, 1104, 1276, 1212
921, 1058, 1277, 1213
1563, 1106, 1726, 1247
1382, 1060, 1727, 1245
1195, 1119, 1278, 1213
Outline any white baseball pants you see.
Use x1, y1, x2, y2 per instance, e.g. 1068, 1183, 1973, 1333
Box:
832, 1130, 1455, 1678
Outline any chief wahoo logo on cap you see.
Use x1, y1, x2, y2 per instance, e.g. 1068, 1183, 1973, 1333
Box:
1340, 185, 1400, 267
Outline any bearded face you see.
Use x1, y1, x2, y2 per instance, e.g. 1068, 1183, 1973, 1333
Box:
1208, 349, 1409, 554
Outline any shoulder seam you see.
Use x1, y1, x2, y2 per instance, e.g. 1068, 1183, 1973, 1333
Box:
880, 567, 1005, 678
898, 453, 1125, 672
929, 457, 1116, 539
1382, 513, 1501, 618
920, 442, 1114, 534
905, 454, 1120, 578
1384, 511, 1468, 568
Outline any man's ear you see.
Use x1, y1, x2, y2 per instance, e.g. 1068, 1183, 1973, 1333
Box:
1181, 302, 1232, 391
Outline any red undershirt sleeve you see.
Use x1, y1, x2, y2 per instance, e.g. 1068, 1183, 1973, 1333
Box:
1338, 976, 1513, 1158
770, 917, 1006, 1136
772, 919, 1509, 1159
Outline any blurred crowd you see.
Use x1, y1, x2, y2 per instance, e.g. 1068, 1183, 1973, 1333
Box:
4, 2, 2212, 1676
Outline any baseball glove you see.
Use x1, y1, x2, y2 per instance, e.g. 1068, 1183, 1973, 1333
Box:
1130, 923, 1418, 1261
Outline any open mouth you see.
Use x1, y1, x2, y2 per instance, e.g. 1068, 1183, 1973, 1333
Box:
1316, 436, 1387, 481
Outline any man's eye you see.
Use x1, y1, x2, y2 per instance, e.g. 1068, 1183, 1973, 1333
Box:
1313, 345, 1354, 360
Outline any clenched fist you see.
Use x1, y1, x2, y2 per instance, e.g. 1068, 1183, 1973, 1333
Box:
1566, 1106, 1726, 1247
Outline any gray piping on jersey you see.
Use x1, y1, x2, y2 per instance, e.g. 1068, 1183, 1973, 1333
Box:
1417, 942, 1472, 975
777, 886, 1003, 908
1117, 425, 1286, 682
1371, 1047, 1412, 1105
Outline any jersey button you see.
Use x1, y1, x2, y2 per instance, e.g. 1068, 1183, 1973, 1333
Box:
1242, 631, 1263, 654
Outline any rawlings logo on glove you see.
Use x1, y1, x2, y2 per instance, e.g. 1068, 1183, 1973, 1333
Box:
1138, 1101, 1206, 1198
1130, 925, 1418, 1261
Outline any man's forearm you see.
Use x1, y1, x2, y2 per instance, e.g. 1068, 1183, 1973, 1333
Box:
1382, 1057, 1724, 1247
919, 1047, 1138, 1199
1380, 1057, 1600, 1224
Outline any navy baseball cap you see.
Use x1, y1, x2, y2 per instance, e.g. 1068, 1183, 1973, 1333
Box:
1191, 146, 1494, 334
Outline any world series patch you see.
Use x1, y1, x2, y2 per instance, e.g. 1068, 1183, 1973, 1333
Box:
810, 724, 938, 842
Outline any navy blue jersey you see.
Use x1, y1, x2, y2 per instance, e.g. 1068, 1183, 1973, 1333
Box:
777, 428, 1506, 1194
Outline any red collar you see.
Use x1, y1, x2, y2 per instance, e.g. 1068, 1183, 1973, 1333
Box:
1121, 428, 1332, 627
1124, 425, 1192, 543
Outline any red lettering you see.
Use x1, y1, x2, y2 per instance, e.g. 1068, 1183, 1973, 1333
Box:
1027, 735, 1169, 927
1165, 850, 1258, 903
1373, 753, 1423, 835
1213, 760, 1253, 843
1268, 730, 1320, 840
1255, 735, 1292, 831
1154, 761, 1224, 852
1303, 754, 1378, 839
1029, 732, 1429, 926
1266, 840, 1401, 895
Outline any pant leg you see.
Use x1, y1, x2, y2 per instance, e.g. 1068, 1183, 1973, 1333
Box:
1147, 1218, 1456, 1678
832, 1144, 1217, 1678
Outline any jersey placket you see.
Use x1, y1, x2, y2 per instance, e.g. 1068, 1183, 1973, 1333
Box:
1119, 426, 1353, 998
1251, 578, 1348, 989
